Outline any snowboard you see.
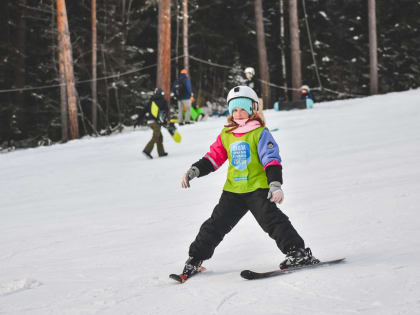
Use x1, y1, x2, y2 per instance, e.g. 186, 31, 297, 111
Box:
306, 99, 314, 109
165, 122, 181, 143
240, 258, 345, 280
150, 103, 181, 143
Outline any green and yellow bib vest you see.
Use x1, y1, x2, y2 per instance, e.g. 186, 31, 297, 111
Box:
220, 127, 269, 193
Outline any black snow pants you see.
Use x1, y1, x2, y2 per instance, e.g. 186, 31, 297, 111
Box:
188, 189, 305, 260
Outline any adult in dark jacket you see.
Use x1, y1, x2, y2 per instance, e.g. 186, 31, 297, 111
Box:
244, 67, 262, 98
244, 67, 265, 122
142, 88, 169, 159
172, 69, 193, 125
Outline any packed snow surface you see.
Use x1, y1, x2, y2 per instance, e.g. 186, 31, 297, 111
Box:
1, 89, 420, 314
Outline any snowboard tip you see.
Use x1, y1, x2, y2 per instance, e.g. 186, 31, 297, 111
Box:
169, 274, 186, 283
240, 270, 254, 280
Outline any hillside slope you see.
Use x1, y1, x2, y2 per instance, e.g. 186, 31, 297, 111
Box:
1, 89, 420, 314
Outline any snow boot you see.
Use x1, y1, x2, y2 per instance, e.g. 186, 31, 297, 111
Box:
182, 257, 203, 277
279, 247, 320, 269
142, 151, 153, 159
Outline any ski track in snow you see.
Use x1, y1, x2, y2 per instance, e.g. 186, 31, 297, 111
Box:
216, 291, 238, 312
0, 278, 42, 296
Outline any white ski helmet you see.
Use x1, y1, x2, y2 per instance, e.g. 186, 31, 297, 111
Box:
244, 67, 255, 76
227, 85, 259, 106
301, 85, 310, 91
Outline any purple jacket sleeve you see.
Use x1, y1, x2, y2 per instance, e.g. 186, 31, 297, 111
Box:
258, 128, 282, 167
258, 128, 283, 184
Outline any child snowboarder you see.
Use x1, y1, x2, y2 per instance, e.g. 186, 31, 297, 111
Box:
178, 85, 319, 280
142, 88, 169, 159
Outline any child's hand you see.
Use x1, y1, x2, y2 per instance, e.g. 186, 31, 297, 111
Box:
267, 181, 284, 204
181, 166, 200, 188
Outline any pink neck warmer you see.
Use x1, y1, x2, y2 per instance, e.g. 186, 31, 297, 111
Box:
231, 119, 261, 134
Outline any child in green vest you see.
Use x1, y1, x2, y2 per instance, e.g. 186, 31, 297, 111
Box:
178, 86, 319, 280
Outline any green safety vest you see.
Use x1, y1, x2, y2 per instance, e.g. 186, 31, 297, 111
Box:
220, 127, 269, 193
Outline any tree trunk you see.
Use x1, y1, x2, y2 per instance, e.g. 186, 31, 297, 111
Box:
175, 0, 180, 74
254, 0, 271, 108
157, 0, 171, 103
91, 0, 98, 134
182, 0, 189, 72
288, 0, 302, 101
15, 0, 26, 113
2, 1, 14, 117
56, 0, 79, 139
58, 26, 68, 142
101, 44, 111, 132
50, 1, 68, 142
122, 0, 126, 19
279, 0, 288, 101
368, 0, 378, 95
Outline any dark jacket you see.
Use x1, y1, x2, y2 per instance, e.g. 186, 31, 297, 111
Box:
245, 78, 262, 98
300, 91, 314, 101
172, 73, 192, 100
146, 94, 169, 123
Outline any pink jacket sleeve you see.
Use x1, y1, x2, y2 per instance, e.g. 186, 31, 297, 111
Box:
204, 134, 228, 170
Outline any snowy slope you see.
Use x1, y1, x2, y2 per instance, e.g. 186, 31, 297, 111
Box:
1, 89, 420, 315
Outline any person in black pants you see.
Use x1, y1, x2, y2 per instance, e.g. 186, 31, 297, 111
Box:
177, 86, 319, 279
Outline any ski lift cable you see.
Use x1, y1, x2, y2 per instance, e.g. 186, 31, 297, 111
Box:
0, 55, 229, 94
0, 55, 185, 94
0, 54, 364, 98
189, 55, 231, 69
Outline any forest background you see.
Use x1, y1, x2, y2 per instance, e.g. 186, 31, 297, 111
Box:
1, 0, 419, 147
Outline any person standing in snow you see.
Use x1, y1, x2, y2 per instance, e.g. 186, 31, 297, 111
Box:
300, 85, 314, 101
142, 88, 169, 159
244, 67, 265, 122
300, 85, 315, 109
178, 85, 319, 279
172, 69, 193, 125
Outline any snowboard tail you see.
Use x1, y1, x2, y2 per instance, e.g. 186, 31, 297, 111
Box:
169, 274, 189, 283
165, 122, 181, 143
169, 266, 206, 283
